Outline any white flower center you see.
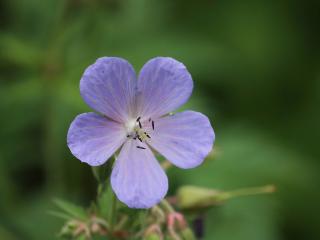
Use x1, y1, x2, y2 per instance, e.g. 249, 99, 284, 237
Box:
125, 117, 154, 148
125, 119, 137, 133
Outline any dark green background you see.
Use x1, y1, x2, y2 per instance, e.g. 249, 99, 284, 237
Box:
0, 0, 319, 239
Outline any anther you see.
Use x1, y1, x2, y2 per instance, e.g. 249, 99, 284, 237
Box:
136, 117, 142, 128
137, 146, 146, 149
148, 118, 151, 122
137, 136, 143, 142
145, 132, 151, 138
152, 121, 155, 130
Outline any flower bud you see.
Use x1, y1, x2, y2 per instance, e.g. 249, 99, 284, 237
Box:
59, 220, 78, 236
167, 212, 194, 240
177, 186, 221, 210
144, 224, 163, 240
180, 227, 196, 240
177, 185, 275, 210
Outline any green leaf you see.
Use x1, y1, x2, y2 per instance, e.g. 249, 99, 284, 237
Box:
53, 198, 87, 220
97, 185, 113, 218
76, 235, 87, 240
47, 210, 73, 220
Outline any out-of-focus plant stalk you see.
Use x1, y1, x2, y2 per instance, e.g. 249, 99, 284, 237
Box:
109, 191, 118, 234
92, 156, 114, 196
217, 184, 276, 201
160, 199, 175, 213
91, 155, 118, 238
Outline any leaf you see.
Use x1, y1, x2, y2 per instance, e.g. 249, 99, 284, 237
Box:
53, 198, 87, 220
76, 235, 87, 240
47, 210, 73, 220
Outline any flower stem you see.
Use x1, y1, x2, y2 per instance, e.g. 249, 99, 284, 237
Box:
109, 191, 118, 234
160, 199, 175, 213
217, 184, 276, 201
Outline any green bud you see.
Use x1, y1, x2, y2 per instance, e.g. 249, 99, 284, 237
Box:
144, 224, 163, 240
177, 185, 276, 210
144, 233, 162, 240
177, 186, 221, 210
180, 228, 196, 240
59, 220, 78, 237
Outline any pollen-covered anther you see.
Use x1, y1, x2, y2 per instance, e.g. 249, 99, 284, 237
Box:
126, 116, 154, 142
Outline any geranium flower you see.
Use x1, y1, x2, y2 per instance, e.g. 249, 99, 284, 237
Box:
67, 57, 215, 208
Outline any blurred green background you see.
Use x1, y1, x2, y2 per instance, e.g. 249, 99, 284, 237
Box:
0, 0, 320, 239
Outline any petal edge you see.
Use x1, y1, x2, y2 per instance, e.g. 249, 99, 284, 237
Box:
80, 57, 137, 122
67, 112, 126, 166
111, 140, 168, 208
137, 57, 193, 118
148, 111, 214, 169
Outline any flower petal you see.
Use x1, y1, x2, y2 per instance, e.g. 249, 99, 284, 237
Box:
111, 140, 168, 208
148, 111, 214, 169
137, 57, 193, 118
67, 113, 126, 166
80, 57, 137, 122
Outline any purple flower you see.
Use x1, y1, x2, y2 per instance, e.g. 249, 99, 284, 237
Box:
67, 57, 215, 208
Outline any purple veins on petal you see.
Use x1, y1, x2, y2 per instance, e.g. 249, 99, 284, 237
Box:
148, 111, 214, 169
111, 140, 168, 208
80, 57, 137, 123
67, 112, 126, 166
137, 57, 194, 118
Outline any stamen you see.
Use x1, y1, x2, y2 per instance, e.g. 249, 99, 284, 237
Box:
137, 146, 146, 149
127, 117, 152, 142
136, 117, 142, 128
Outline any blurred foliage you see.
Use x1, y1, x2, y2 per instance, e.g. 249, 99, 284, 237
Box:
0, 0, 319, 239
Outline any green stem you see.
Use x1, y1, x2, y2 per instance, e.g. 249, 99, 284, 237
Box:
160, 199, 175, 213
217, 184, 276, 201
109, 191, 118, 233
